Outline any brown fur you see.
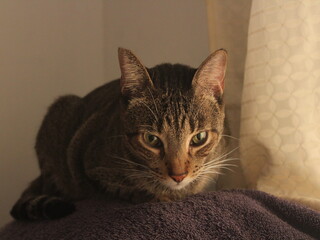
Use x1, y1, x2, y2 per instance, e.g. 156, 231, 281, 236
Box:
11, 48, 228, 220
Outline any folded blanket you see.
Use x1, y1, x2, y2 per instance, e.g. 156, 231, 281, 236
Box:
1, 190, 319, 240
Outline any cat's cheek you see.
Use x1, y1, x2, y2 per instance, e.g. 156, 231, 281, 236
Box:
126, 134, 139, 146
126, 136, 161, 165
126, 135, 146, 154
193, 139, 216, 158
188, 146, 196, 157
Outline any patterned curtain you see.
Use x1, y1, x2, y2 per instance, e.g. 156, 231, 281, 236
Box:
240, 0, 320, 211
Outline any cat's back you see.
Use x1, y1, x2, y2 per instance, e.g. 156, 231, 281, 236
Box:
82, 79, 121, 117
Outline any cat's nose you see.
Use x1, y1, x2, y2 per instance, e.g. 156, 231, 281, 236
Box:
169, 172, 188, 183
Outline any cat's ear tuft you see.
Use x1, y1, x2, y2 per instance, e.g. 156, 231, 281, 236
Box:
118, 48, 153, 98
192, 49, 227, 98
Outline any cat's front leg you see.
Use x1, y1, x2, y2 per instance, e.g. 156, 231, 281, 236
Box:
113, 187, 154, 204
150, 194, 176, 203
10, 176, 75, 220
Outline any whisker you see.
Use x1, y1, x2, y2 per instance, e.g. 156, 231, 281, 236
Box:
199, 156, 239, 179
193, 170, 219, 184
197, 170, 220, 177
204, 163, 237, 173
208, 147, 239, 164
118, 168, 158, 187
219, 147, 239, 159
107, 154, 158, 175
203, 164, 236, 171
125, 168, 161, 178
203, 161, 238, 171
219, 166, 236, 173
204, 157, 239, 166
197, 175, 215, 183
126, 173, 154, 180
221, 134, 240, 141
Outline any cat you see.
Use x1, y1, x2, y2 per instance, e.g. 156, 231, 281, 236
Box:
11, 47, 228, 221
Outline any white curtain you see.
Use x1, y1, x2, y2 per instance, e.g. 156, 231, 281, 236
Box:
240, 0, 320, 210
207, 0, 320, 211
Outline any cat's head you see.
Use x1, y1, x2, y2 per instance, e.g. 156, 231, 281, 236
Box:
118, 48, 227, 193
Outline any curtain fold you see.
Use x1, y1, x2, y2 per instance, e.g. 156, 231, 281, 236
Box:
206, 0, 252, 189
206, 0, 252, 138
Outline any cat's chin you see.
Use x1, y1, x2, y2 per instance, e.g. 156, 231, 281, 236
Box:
162, 178, 192, 191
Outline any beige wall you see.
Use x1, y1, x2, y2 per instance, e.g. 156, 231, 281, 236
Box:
0, 0, 209, 226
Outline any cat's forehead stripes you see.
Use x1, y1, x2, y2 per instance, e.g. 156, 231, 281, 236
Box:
150, 90, 194, 137
128, 93, 222, 139
147, 64, 196, 91
126, 62, 224, 137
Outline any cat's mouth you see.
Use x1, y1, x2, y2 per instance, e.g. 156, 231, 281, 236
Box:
162, 177, 193, 190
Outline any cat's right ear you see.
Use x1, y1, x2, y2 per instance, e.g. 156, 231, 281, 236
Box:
192, 49, 227, 99
118, 48, 154, 98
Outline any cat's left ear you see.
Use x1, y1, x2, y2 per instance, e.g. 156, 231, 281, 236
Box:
192, 49, 227, 98
118, 48, 154, 98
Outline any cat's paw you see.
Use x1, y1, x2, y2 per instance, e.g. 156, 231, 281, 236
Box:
43, 197, 75, 219
128, 191, 154, 204
151, 195, 173, 202
10, 195, 75, 221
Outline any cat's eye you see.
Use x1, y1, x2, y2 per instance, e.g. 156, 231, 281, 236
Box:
143, 133, 162, 148
190, 131, 208, 146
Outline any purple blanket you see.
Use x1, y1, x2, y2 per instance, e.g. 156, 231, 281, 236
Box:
1, 190, 319, 239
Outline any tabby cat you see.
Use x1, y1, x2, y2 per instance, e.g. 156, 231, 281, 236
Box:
11, 48, 228, 220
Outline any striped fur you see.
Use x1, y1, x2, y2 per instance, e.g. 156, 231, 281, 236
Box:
11, 48, 228, 220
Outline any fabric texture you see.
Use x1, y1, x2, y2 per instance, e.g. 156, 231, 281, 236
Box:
206, 0, 252, 190
240, 0, 320, 211
1, 190, 319, 240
